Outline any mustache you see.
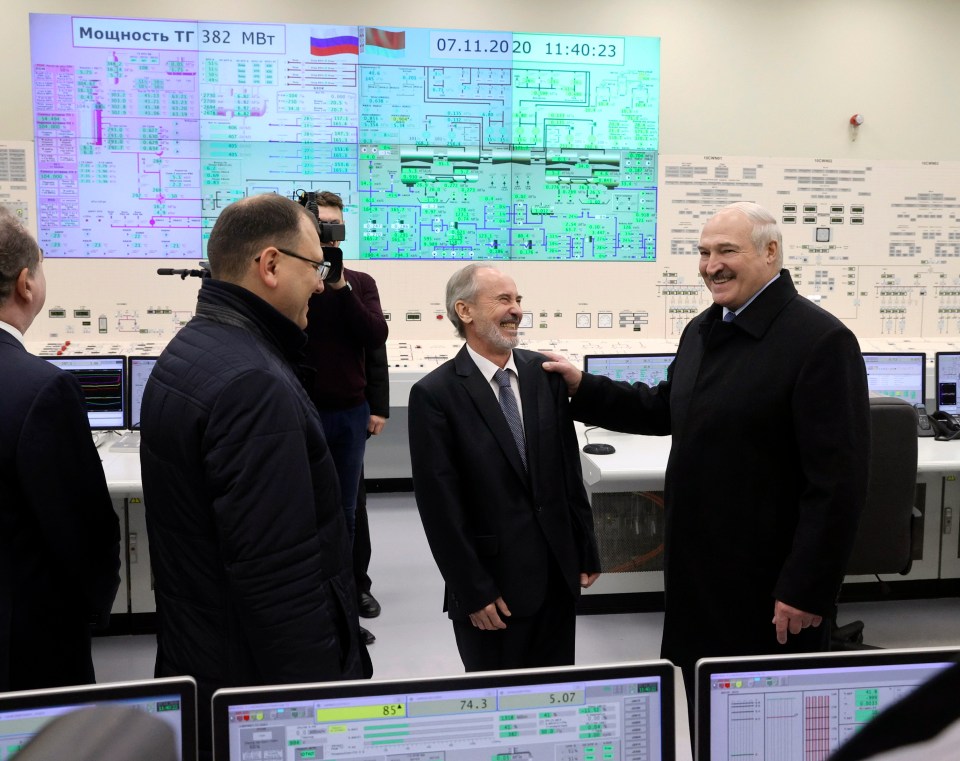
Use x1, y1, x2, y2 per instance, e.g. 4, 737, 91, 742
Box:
705, 272, 734, 283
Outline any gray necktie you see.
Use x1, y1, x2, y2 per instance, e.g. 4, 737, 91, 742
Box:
494, 368, 527, 469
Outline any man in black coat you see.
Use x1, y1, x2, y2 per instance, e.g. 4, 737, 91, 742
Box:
409, 263, 601, 671
140, 194, 366, 757
0, 209, 120, 691
545, 202, 870, 704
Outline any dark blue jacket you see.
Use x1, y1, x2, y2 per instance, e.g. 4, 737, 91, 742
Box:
140, 280, 364, 707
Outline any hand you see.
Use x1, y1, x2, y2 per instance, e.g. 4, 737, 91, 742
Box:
772, 600, 823, 645
469, 597, 511, 630
368, 415, 386, 436
540, 351, 583, 396
580, 572, 601, 588
327, 273, 348, 290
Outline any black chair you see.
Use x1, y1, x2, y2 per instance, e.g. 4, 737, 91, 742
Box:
833, 395, 919, 649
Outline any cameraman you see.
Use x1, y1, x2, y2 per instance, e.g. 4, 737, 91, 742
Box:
299, 191, 389, 645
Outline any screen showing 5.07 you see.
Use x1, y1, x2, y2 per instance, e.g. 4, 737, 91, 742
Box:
30, 15, 660, 261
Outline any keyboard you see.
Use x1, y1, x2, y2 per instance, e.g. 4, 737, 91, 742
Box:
110, 431, 141, 451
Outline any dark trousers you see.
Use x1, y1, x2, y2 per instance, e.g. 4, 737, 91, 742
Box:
318, 401, 370, 541
353, 470, 372, 594
452, 565, 575, 672
7, 619, 95, 691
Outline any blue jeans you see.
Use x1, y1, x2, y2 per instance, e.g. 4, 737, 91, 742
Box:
318, 401, 369, 542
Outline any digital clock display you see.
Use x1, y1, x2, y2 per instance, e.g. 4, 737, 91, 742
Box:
429, 32, 626, 65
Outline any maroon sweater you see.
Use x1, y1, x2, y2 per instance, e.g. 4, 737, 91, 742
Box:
303, 269, 388, 411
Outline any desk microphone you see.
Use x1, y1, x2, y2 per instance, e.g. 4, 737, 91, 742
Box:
582, 426, 616, 455
583, 442, 616, 455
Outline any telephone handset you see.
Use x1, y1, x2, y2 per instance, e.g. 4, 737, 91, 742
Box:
915, 404, 934, 437
928, 410, 960, 441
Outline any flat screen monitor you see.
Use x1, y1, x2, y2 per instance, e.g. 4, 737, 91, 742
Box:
128, 356, 159, 430
860, 352, 925, 406
583, 354, 675, 387
0, 676, 197, 760
935, 352, 960, 415
213, 661, 677, 761
695, 647, 960, 761
43, 354, 126, 429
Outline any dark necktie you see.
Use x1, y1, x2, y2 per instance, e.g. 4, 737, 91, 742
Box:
723, 311, 736, 322
494, 368, 527, 469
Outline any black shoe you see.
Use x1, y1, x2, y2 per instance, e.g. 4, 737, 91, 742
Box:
358, 591, 381, 618
360, 626, 376, 645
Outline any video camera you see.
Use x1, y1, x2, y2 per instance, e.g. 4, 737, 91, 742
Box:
293, 189, 346, 245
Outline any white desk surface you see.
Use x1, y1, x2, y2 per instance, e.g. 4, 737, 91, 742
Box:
99, 445, 144, 496
917, 436, 960, 471
577, 426, 671, 489
577, 426, 960, 491
101, 429, 960, 498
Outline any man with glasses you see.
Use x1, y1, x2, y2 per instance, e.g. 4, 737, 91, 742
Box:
0, 208, 120, 691
140, 194, 368, 758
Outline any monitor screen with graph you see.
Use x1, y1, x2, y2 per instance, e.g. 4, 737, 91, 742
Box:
43, 354, 126, 430
213, 661, 676, 761
860, 352, 925, 406
0, 676, 197, 760
127, 356, 159, 430
935, 352, 960, 414
583, 353, 674, 387
695, 647, 960, 761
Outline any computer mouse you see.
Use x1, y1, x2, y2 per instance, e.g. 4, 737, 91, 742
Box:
582, 442, 616, 455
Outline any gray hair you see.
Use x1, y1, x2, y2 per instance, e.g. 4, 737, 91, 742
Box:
445, 263, 500, 339
720, 201, 783, 268
0, 208, 41, 304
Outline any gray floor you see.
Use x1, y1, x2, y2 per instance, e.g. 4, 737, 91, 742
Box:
92, 492, 960, 759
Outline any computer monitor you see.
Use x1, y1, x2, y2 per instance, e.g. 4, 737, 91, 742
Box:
935, 352, 960, 414
0, 676, 198, 760
43, 355, 126, 429
128, 356, 159, 430
860, 352, 926, 406
583, 354, 675, 386
213, 661, 677, 761
695, 647, 960, 761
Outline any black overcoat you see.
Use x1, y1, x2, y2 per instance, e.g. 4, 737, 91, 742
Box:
0, 330, 120, 691
571, 271, 870, 676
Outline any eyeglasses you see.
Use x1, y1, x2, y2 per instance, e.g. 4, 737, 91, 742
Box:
256, 247, 332, 280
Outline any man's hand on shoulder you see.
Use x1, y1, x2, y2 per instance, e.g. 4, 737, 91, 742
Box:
469, 597, 511, 630
772, 600, 823, 645
541, 351, 583, 396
